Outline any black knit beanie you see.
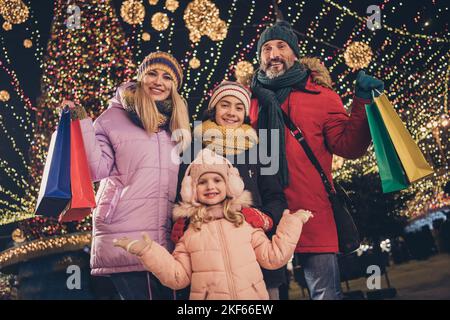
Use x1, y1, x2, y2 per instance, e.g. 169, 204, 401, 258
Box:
257, 20, 300, 59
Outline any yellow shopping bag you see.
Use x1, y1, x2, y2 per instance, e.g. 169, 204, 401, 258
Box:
373, 90, 434, 182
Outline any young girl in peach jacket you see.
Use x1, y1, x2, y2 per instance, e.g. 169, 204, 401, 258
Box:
114, 149, 312, 300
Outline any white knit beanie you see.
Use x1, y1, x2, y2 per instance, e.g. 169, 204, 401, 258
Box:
207, 81, 251, 116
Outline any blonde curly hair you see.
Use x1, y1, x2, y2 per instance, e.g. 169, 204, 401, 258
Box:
190, 199, 244, 231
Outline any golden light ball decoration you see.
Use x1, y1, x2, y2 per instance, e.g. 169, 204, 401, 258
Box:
2, 21, 12, 31
142, 32, 151, 41
0, 0, 29, 24
185, 0, 217, 38
235, 61, 254, 86
189, 57, 201, 69
151, 12, 170, 31
148, 0, 158, 5
0, 90, 10, 102
184, 0, 228, 43
23, 38, 32, 48
120, 0, 146, 25
207, 19, 228, 42
343, 41, 373, 70
11, 229, 26, 243
189, 30, 202, 43
165, 0, 179, 12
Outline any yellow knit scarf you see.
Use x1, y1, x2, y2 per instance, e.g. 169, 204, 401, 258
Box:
193, 120, 259, 155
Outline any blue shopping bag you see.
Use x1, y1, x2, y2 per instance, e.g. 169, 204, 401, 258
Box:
35, 108, 72, 217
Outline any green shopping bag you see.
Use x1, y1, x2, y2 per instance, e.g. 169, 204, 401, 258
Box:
365, 102, 409, 193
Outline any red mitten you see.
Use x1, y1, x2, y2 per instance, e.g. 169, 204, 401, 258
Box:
241, 207, 274, 232
171, 218, 187, 243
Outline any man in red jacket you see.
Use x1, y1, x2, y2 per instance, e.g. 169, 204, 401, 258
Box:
250, 20, 384, 300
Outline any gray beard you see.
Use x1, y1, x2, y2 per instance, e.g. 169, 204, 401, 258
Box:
265, 67, 286, 79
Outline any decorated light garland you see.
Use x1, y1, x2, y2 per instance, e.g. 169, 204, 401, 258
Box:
0, 232, 92, 268
1, 4, 49, 225
25, 0, 136, 227
187, 0, 242, 120
0, 273, 16, 300
324, 0, 450, 43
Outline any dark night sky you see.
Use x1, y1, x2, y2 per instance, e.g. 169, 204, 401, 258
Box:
2, 0, 447, 105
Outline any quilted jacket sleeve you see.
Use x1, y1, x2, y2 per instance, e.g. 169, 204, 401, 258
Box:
323, 93, 372, 159
79, 117, 115, 182
139, 235, 192, 290
251, 211, 304, 270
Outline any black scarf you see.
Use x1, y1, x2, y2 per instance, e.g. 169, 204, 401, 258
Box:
251, 61, 309, 187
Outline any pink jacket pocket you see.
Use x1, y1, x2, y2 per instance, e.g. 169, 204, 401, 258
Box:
96, 179, 123, 224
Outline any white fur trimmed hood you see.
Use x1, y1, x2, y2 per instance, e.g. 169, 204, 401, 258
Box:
300, 57, 333, 89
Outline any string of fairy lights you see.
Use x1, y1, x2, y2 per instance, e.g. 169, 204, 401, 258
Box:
291, 0, 449, 218
186, 0, 240, 120
0, 0, 449, 230
1, 0, 136, 225
30, 0, 136, 205
178, 0, 238, 120
0, 1, 47, 224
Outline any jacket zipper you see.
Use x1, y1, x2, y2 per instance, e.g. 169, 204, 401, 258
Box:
156, 132, 162, 245
217, 221, 238, 299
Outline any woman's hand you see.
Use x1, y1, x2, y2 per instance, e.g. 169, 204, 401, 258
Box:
62, 99, 88, 120
113, 233, 153, 257
62, 99, 76, 110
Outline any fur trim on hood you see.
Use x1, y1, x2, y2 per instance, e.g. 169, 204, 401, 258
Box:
172, 190, 253, 221
300, 57, 333, 89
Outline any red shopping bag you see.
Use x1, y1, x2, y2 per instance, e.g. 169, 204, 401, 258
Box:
59, 119, 96, 222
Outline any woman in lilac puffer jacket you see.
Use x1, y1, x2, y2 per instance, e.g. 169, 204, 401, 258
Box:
64, 52, 191, 300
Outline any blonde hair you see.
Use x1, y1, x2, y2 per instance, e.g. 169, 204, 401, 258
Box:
122, 81, 191, 152
190, 199, 244, 231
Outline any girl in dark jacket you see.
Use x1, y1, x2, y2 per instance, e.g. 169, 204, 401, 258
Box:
172, 81, 288, 299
